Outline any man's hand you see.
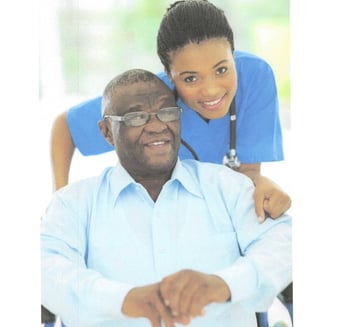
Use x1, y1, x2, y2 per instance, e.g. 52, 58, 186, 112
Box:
159, 269, 231, 319
122, 283, 189, 327
254, 176, 291, 222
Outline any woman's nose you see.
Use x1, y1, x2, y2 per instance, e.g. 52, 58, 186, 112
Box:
200, 77, 220, 98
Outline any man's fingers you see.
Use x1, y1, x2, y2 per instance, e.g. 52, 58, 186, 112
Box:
153, 301, 175, 327
174, 315, 191, 325
172, 279, 198, 316
147, 311, 163, 327
160, 271, 211, 318
160, 272, 189, 316
160, 274, 176, 306
122, 283, 178, 327
189, 285, 209, 317
188, 274, 229, 317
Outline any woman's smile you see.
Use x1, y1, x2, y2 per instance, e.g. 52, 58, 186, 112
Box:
198, 94, 227, 111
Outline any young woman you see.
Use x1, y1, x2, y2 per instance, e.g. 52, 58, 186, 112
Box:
48, 1, 292, 326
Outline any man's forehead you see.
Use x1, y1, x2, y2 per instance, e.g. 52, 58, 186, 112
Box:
120, 80, 171, 95
111, 82, 175, 109
111, 82, 176, 115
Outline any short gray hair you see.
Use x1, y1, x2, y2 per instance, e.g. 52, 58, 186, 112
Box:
101, 69, 162, 116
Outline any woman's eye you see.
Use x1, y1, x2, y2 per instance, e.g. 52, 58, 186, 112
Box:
216, 66, 228, 75
184, 76, 197, 83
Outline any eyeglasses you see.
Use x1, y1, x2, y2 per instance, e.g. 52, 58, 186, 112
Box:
104, 107, 182, 127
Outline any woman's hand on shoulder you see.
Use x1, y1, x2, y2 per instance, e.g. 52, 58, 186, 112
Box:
253, 175, 291, 222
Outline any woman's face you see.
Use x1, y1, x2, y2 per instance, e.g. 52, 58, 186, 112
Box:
168, 38, 237, 120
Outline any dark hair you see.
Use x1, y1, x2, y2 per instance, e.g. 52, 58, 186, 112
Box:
157, 0, 235, 72
102, 69, 164, 115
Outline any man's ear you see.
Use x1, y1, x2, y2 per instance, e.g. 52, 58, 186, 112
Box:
98, 120, 114, 145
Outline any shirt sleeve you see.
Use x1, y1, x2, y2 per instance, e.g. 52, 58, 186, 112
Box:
66, 96, 115, 156
234, 52, 284, 163
214, 172, 292, 312
41, 188, 133, 326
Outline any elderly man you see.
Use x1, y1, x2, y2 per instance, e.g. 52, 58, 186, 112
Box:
41, 68, 291, 327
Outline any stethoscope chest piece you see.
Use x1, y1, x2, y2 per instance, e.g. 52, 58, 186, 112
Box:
223, 148, 241, 169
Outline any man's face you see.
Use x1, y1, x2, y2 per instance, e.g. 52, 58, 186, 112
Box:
107, 81, 180, 177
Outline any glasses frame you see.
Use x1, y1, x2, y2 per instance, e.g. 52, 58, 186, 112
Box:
103, 106, 182, 127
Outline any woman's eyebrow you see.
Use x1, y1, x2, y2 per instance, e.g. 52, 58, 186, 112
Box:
179, 59, 229, 76
212, 59, 228, 68
179, 70, 197, 76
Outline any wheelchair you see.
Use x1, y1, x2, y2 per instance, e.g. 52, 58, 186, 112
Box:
256, 282, 293, 327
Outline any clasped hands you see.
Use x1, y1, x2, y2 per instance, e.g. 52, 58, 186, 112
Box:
122, 269, 231, 327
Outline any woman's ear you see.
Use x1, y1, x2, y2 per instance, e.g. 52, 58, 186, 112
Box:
98, 120, 114, 145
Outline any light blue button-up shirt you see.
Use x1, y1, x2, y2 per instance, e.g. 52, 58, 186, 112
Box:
41, 159, 292, 327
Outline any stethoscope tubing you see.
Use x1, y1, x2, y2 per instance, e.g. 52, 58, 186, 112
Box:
181, 97, 240, 168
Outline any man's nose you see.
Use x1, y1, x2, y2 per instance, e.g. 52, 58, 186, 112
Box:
144, 113, 167, 132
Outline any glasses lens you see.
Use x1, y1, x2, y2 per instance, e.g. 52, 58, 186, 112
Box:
121, 107, 180, 127
157, 107, 181, 122
123, 112, 149, 127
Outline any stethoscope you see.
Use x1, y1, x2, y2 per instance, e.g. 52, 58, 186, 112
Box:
181, 97, 241, 169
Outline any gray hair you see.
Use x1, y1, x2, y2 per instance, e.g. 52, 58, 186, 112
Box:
101, 69, 162, 116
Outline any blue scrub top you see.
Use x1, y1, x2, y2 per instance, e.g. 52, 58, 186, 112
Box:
67, 51, 284, 164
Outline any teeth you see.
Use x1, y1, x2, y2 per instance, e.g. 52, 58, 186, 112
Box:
204, 98, 221, 106
149, 141, 165, 146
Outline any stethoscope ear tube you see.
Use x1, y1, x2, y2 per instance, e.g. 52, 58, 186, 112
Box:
223, 97, 240, 168
181, 139, 199, 160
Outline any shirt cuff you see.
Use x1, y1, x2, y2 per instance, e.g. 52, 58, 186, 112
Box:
87, 278, 134, 320
215, 257, 258, 303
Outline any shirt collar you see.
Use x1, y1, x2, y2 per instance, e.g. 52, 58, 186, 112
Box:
108, 159, 202, 204
168, 159, 202, 198
108, 163, 136, 204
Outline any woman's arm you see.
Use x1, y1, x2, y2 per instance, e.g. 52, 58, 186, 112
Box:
50, 111, 75, 191
237, 163, 291, 222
